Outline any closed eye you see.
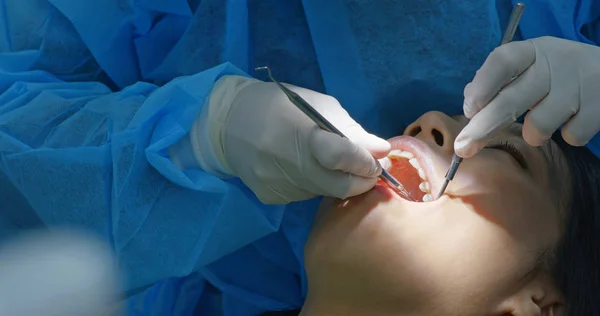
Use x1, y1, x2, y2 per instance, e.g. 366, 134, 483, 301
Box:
486, 141, 528, 169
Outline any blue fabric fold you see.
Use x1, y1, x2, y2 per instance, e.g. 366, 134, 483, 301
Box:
0, 0, 598, 315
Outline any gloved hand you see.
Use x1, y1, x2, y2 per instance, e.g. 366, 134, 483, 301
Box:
173, 75, 391, 204
454, 36, 600, 158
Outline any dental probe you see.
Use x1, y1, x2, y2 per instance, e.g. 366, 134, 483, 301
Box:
436, 2, 526, 200
501, 2, 526, 45
256, 66, 417, 202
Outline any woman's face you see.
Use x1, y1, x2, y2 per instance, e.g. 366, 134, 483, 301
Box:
303, 112, 568, 315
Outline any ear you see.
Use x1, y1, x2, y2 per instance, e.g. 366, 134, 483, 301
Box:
498, 273, 565, 316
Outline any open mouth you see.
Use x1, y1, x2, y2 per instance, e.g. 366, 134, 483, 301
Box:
379, 149, 434, 202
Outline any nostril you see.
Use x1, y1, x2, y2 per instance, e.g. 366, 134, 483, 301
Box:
432, 129, 444, 146
408, 126, 422, 137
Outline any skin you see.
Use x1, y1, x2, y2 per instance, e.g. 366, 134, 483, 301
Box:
301, 112, 568, 316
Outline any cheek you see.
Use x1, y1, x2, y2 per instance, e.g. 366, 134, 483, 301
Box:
451, 161, 549, 232
304, 172, 551, 310
305, 193, 526, 303
307, 190, 400, 270
305, 194, 428, 302
404, 202, 534, 307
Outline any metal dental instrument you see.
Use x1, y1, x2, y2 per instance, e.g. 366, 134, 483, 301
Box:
501, 2, 526, 45
436, 2, 526, 200
256, 66, 417, 201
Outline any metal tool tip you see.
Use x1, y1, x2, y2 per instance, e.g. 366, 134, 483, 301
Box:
254, 66, 276, 82
436, 180, 449, 200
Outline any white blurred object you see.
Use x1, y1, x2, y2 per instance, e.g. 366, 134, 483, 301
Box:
0, 229, 122, 316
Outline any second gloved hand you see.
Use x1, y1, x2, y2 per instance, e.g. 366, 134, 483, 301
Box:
455, 36, 600, 158
183, 75, 391, 204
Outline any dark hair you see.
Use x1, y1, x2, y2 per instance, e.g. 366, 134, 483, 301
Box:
551, 133, 600, 315
260, 134, 600, 316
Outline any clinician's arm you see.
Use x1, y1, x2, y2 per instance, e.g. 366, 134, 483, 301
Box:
0, 63, 281, 292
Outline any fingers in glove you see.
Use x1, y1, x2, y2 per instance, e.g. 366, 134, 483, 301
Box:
559, 75, 600, 146
242, 167, 317, 204
342, 124, 392, 158
310, 128, 382, 178
455, 64, 549, 158
259, 184, 316, 205
561, 109, 600, 147
305, 93, 392, 159
464, 41, 536, 118
522, 94, 578, 147
248, 163, 376, 202
308, 167, 379, 199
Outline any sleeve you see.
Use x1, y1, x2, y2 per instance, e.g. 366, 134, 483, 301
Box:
0, 63, 287, 292
45, 0, 248, 88
5, 0, 204, 88
47, 0, 195, 88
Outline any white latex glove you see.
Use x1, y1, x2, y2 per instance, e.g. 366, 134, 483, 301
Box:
172, 75, 391, 204
454, 36, 600, 158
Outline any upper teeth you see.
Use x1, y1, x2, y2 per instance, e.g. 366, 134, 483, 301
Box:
387, 149, 433, 202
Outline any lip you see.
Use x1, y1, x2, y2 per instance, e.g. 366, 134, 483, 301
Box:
384, 136, 444, 200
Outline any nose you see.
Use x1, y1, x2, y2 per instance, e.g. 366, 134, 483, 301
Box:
403, 111, 463, 154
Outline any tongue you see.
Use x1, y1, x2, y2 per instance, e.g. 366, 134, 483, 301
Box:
378, 157, 425, 201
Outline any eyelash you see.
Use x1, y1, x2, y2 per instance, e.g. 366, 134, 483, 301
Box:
487, 141, 528, 169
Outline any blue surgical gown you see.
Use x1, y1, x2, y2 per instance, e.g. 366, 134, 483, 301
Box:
0, 0, 599, 315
